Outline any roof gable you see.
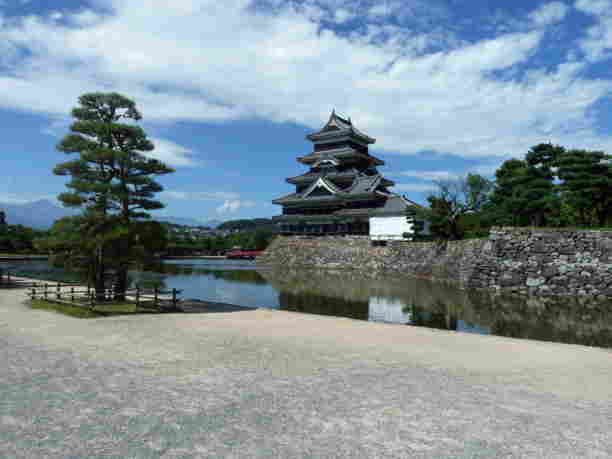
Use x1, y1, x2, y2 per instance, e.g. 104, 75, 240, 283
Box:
306, 110, 376, 144
301, 177, 340, 198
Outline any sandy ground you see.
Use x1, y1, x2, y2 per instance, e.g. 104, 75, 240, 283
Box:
1, 279, 612, 458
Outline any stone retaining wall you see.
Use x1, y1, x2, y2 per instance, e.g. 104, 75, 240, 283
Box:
258, 227, 612, 297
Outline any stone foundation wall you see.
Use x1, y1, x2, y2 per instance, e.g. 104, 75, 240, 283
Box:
258, 228, 612, 297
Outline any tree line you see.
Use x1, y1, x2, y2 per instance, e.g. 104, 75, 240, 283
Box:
410, 143, 612, 240
164, 227, 275, 256
0, 224, 48, 253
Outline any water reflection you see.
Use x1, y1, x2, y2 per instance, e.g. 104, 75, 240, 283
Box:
4, 259, 612, 348
131, 260, 277, 309
259, 268, 612, 348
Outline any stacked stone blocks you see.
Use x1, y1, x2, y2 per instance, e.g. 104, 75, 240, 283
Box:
258, 228, 612, 297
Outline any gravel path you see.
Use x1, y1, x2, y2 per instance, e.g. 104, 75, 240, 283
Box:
1, 283, 612, 458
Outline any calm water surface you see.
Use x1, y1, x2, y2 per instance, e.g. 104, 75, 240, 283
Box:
5, 258, 612, 349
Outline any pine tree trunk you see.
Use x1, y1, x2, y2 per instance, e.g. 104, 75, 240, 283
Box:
113, 233, 130, 302
113, 268, 127, 301
94, 247, 106, 303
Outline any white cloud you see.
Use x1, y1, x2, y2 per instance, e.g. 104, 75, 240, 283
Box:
575, 0, 612, 62
368, 1, 400, 18
216, 199, 256, 214
0, 0, 611, 161
391, 183, 438, 193
41, 117, 71, 137
0, 192, 58, 204
389, 170, 461, 181
529, 2, 569, 26
162, 190, 240, 201
333, 8, 353, 23
575, 0, 610, 15
148, 137, 200, 167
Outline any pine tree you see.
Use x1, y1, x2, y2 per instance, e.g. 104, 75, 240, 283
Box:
487, 159, 530, 226
555, 149, 612, 226
487, 144, 563, 227
520, 143, 563, 226
54, 93, 174, 301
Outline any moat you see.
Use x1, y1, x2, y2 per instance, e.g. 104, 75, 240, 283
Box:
4, 258, 612, 349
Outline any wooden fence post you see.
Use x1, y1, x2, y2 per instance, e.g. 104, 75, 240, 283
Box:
57, 282, 61, 301
154, 286, 158, 308
172, 288, 177, 309
71, 287, 74, 302
44, 283, 48, 301
135, 286, 140, 308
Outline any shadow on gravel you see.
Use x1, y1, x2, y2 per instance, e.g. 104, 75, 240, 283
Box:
178, 299, 258, 314
0, 280, 38, 289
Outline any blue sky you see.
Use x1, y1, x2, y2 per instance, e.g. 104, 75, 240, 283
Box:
2, 0, 612, 223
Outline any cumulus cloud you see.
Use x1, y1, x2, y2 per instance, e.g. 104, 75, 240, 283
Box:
216, 199, 257, 214
0, 0, 611, 161
148, 138, 200, 167
529, 2, 569, 26
575, 0, 612, 62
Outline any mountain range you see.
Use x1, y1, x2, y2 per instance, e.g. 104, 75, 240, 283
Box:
0, 200, 222, 230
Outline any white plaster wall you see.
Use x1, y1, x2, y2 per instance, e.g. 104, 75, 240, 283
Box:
369, 216, 413, 240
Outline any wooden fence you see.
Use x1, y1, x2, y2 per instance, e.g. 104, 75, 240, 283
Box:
28, 282, 182, 312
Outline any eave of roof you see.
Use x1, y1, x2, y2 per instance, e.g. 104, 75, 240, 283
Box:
306, 111, 376, 144
298, 150, 384, 166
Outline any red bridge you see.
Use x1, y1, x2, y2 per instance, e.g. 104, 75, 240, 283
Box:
225, 250, 263, 260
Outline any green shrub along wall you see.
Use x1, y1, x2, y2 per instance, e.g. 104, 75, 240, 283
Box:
257, 227, 612, 298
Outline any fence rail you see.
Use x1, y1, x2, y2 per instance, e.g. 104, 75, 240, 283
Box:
26, 280, 182, 313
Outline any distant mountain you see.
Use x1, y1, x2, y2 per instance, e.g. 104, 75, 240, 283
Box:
201, 219, 223, 229
0, 199, 80, 229
0, 199, 224, 230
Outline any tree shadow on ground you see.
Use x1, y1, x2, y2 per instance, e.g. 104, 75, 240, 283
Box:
0, 279, 39, 289
177, 299, 258, 313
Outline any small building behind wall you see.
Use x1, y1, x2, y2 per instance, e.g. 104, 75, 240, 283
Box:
368, 195, 430, 242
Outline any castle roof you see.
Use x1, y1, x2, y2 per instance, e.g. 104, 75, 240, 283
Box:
306, 110, 376, 144
297, 148, 384, 166
272, 173, 389, 205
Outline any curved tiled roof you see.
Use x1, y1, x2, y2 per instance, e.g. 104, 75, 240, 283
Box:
306, 111, 376, 144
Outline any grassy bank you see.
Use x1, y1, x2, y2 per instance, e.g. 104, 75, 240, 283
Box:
28, 299, 138, 318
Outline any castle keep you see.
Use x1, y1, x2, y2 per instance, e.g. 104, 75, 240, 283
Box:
272, 111, 415, 236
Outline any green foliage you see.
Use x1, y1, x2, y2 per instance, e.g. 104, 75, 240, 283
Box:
29, 299, 139, 318
554, 149, 612, 226
483, 144, 612, 229
407, 140, 612, 237
54, 93, 174, 219
408, 173, 493, 240
484, 145, 562, 227
0, 224, 48, 253
164, 227, 276, 255
29, 299, 104, 318
52, 92, 174, 298
217, 218, 275, 231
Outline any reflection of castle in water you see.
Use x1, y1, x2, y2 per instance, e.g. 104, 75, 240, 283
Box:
368, 296, 411, 324
259, 268, 612, 348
